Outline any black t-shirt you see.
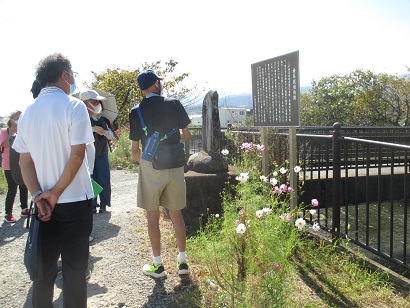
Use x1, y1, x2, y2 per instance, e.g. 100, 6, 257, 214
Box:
90, 116, 110, 156
129, 96, 191, 147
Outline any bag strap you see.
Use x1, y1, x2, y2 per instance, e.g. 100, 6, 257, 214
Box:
136, 105, 178, 141
136, 105, 148, 137
26, 201, 34, 229
160, 127, 178, 141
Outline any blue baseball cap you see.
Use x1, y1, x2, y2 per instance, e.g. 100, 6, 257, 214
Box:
137, 70, 162, 90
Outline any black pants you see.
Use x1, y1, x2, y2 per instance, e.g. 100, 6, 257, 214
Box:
4, 169, 28, 214
32, 199, 93, 308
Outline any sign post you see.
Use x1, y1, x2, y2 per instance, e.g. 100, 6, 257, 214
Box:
251, 51, 300, 209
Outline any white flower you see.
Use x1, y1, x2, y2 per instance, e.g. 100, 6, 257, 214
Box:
236, 223, 246, 234
280, 167, 288, 174
256, 210, 264, 219
215, 214, 220, 218
295, 218, 306, 230
260, 175, 268, 182
221, 149, 229, 155
272, 171, 278, 177
312, 222, 320, 231
262, 207, 272, 214
294, 166, 301, 173
270, 178, 278, 186
309, 209, 317, 215
236, 172, 249, 183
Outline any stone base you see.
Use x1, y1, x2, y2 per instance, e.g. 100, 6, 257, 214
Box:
182, 169, 237, 233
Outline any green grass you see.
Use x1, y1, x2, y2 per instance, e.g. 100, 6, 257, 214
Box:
183, 141, 410, 307
108, 125, 139, 171
285, 235, 410, 307
187, 232, 410, 308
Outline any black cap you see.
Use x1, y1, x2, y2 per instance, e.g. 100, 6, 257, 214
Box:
137, 70, 161, 90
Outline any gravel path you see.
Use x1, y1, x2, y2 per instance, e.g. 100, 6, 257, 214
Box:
0, 170, 199, 308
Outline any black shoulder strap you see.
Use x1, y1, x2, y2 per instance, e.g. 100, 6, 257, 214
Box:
136, 102, 178, 141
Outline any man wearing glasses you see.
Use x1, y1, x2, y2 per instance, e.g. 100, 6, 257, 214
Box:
13, 53, 94, 308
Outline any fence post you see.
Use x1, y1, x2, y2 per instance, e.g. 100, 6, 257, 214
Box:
289, 127, 298, 210
261, 127, 269, 176
332, 122, 342, 244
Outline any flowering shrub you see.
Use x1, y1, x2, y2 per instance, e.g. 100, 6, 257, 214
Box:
238, 142, 265, 171
195, 142, 321, 306
108, 125, 137, 170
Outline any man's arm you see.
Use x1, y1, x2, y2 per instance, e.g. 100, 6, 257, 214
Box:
19, 153, 52, 221
131, 140, 141, 164
41, 143, 87, 207
180, 127, 191, 141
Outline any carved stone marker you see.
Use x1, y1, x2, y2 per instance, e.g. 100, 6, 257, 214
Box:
202, 90, 221, 152
187, 90, 228, 173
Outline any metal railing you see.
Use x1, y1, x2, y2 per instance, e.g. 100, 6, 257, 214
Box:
185, 125, 410, 273
331, 124, 409, 272
282, 125, 409, 272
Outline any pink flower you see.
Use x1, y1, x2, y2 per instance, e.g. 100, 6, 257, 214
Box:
280, 184, 288, 192
311, 199, 319, 207
287, 186, 294, 193
285, 214, 291, 221
273, 262, 282, 271
272, 186, 281, 194
257, 144, 265, 151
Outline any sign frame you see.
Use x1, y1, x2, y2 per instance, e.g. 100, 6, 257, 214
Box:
251, 50, 300, 127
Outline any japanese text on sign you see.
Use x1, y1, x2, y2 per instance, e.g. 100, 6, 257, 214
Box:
251, 51, 300, 126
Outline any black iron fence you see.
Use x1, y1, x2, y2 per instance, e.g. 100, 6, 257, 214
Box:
277, 125, 410, 273
332, 124, 409, 272
185, 125, 410, 273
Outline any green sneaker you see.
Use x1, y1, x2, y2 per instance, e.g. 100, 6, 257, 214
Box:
177, 261, 189, 275
142, 263, 167, 278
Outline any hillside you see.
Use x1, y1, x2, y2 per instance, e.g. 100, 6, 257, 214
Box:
185, 86, 312, 114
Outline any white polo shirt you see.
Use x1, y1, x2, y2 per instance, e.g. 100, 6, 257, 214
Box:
13, 86, 95, 203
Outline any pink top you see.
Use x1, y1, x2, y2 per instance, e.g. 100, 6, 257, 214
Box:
0, 128, 10, 170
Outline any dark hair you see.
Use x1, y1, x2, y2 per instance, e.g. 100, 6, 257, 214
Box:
30, 80, 42, 98
35, 53, 72, 88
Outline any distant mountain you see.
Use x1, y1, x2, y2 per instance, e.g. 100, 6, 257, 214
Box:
398, 73, 409, 80
185, 86, 312, 114
219, 93, 253, 109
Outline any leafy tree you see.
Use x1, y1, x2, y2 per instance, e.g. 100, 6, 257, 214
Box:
300, 69, 410, 126
376, 73, 410, 126
86, 59, 201, 127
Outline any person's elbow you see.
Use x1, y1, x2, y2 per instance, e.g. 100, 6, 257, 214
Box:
19, 153, 34, 170
131, 147, 141, 157
70, 144, 86, 167
181, 127, 192, 140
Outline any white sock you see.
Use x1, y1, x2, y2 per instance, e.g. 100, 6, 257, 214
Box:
153, 255, 163, 266
178, 251, 187, 263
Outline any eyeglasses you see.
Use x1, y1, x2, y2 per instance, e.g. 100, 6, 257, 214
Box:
66, 71, 78, 78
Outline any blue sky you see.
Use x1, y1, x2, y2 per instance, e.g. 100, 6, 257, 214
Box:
0, 0, 409, 117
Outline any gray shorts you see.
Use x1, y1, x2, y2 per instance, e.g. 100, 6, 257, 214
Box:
137, 159, 186, 211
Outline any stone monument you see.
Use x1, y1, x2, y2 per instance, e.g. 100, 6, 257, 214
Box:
183, 90, 235, 232
187, 90, 228, 173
